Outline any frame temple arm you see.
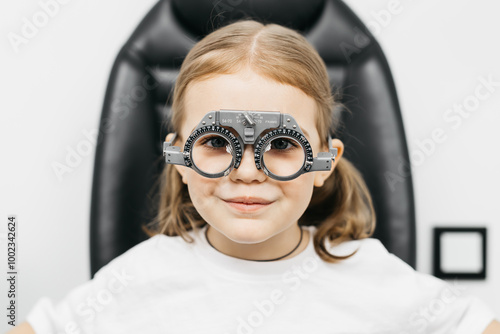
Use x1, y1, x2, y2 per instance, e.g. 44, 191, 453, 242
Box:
309, 148, 338, 172
163, 142, 186, 166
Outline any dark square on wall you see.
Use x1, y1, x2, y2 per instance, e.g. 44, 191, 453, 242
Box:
433, 227, 487, 280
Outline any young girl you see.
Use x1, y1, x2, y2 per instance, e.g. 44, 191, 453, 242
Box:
13, 20, 499, 334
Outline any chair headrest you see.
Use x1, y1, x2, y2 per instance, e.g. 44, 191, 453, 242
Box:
171, 0, 326, 37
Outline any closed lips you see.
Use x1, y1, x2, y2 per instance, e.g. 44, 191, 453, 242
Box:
223, 197, 273, 204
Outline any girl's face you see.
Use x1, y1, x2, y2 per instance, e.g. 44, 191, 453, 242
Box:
169, 67, 343, 259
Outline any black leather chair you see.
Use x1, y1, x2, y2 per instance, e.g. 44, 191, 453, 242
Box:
89, 0, 416, 278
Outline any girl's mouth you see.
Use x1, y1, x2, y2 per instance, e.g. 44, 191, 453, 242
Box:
222, 200, 274, 212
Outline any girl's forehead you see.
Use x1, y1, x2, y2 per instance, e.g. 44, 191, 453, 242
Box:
182, 72, 318, 139
184, 70, 312, 108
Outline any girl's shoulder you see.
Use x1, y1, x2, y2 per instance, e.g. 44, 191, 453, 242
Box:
324, 236, 446, 294
93, 231, 196, 281
326, 237, 390, 260
323, 236, 416, 275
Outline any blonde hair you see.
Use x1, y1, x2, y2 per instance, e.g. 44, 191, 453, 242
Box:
143, 19, 376, 263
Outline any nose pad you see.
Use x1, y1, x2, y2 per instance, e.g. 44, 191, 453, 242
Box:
238, 144, 258, 169
229, 144, 266, 182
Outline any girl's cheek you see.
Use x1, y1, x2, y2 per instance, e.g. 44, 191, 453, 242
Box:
196, 177, 218, 197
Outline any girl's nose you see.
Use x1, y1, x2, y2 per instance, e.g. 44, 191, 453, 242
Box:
228, 144, 267, 183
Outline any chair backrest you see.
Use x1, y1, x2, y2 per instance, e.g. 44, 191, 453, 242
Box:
90, 0, 416, 278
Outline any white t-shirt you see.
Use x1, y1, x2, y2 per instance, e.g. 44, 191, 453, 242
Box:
26, 224, 496, 334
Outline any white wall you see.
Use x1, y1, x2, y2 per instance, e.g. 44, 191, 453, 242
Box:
1, 0, 499, 332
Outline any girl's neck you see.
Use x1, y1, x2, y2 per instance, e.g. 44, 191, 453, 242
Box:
205, 224, 310, 262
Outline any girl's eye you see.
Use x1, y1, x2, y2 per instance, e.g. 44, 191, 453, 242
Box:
270, 138, 299, 151
200, 136, 228, 148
